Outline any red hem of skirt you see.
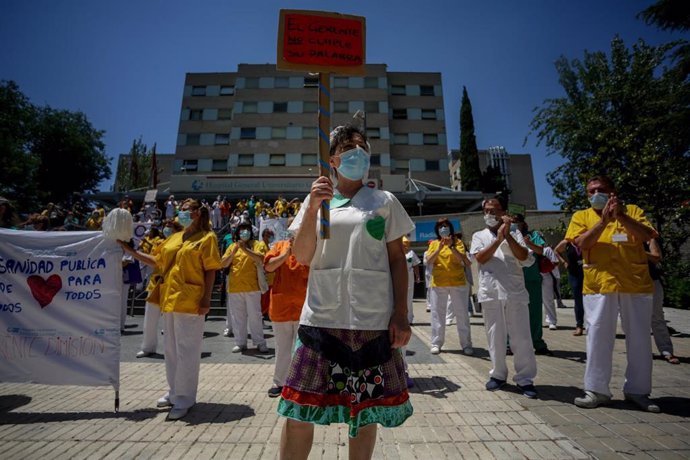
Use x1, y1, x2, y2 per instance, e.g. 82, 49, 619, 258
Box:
281, 386, 410, 417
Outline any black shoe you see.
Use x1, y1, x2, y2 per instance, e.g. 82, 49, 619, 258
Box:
506, 347, 513, 356
517, 384, 538, 399
267, 386, 283, 398
535, 348, 554, 356
485, 378, 506, 391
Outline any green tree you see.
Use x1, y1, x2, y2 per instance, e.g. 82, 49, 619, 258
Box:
529, 36, 690, 307
115, 137, 154, 192
479, 164, 508, 195
459, 86, 482, 191
0, 81, 39, 210
0, 80, 111, 210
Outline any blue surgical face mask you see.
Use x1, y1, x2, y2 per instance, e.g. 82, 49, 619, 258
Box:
177, 210, 192, 228
239, 229, 251, 241
163, 227, 173, 238
589, 192, 609, 210
336, 147, 370, 181
439, 226, 450, 238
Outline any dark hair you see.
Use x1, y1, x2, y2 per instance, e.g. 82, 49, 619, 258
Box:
234, 221, 254, 241
434, 218, 455, 240
586, 175, 616, 191
482, 194, 508, 212
261, 228, 274, 238
329, 124, 369, 156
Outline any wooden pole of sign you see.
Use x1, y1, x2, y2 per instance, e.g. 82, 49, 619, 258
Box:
318, 72, 331, 239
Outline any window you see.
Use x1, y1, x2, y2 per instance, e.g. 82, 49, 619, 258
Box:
182, 159, 198, 171
186, 134, 200, 145
191, 86, 206, 96
366, 128, 381, 139
238, 154, 254, 166
272, 127, 286, 139
218, 109, 232, 120
334, 77, 348, 88
391, 85, 406, 96
364, 101, 379, 113
421, 109, 437, 120
370, 154, 381, 166
273, 102, 288, 113
426, 160, 440, 171
364, 77, 378, 89
212, 159, 227, 171
304, 75, 318, 87
303, 101, 318, 113
301, 153, 317, 166
423, 133, 439, 145
393, 109, 407, 120
220, 86, 234, 95
240, 128, 256, 139
420, 85, 435, 96
393, 133, 408, 144
302, 127, 317, 139
189, 109, 203, 121
334, 101, 348, 113
215, 134, 230, 145
243, 102, 257, 113
245, 78, 259, 89
270, 154, 286, 166
394, 159, 409, 171
274, 77, 289, 88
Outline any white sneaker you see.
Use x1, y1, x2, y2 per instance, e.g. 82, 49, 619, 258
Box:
156, 396, 172, 408
430, 346, 441, 355
548, 324, 558, 330
167, 407, 189, 420
223, 328, 232, 337
136, 350, 152, 358
625, 393, 661, 413
257, 343, 269, 353
232, 345, 247, 353
574, 390, 611, 408
463, 347, 474, 356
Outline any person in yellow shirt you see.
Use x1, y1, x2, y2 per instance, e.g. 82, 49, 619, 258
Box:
424, 218, 473, 356
120, 198, 221, 421
221, 221, 269, 353
565, 175, 659, 412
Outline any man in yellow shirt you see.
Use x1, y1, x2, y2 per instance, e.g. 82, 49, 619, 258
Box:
565, 175, 659, 412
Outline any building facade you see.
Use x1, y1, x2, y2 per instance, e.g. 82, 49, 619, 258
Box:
171, 64, 451, 197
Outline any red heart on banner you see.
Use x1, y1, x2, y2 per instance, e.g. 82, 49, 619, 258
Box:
27, 274, 63, 308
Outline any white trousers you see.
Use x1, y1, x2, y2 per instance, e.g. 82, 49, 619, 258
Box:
541, 273, 557, 326
272, 321, 299, 387
121, 284, 129, 330
225, 296, 234, 332
430, 286, 471, 349
140, 301, 161, 353
482, 299, 537, 386
583, 293, 653, 396
407, 276, 415, 324
651, 280, 673, 355
163, 311, 205, 410
228, 291, 265, 347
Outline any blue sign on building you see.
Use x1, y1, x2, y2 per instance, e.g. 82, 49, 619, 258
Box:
412, 219, 461, 242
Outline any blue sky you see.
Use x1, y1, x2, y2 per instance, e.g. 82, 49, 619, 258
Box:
1, 0, 683, 209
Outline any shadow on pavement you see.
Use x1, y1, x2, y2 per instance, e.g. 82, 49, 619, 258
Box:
0, 407, 159, 423
409, 376, 461, 398
526, 384, 584, 404
0, 394, 32, 412
180, 402, 256, 424
548, 349, 587, 363
653, 397, 690, 417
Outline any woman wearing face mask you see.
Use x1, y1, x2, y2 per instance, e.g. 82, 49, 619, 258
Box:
119, 199, 221, 420
136, 221, 182, 359
424, 218, 473, 356
278, 124, 414, 459
221, 222, 269, 353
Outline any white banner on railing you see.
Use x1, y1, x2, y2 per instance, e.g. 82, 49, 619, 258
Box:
0, 229, 121, 389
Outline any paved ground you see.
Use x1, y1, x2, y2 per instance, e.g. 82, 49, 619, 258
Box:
0, 300, 689, 459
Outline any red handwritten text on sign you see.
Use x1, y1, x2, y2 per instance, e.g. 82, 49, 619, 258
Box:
283, 13, 364, 67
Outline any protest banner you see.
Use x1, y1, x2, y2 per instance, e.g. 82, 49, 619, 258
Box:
0, 229, 122, 407
277, 9, 366, 239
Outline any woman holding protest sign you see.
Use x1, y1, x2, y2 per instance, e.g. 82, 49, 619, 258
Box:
119, 198, 221, 421
278, 124, 414, 459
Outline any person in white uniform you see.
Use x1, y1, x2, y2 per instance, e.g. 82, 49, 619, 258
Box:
566, 175, 660, 412
470, 195, 539, 399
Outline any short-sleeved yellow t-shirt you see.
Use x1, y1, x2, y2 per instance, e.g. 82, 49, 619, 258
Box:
224, 240, 267, 293
565, 205, 655, 294
157, 231, 222, 314
426, 239, 467, 287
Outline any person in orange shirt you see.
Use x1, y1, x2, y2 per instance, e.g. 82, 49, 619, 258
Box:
263, 232, 309, 398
